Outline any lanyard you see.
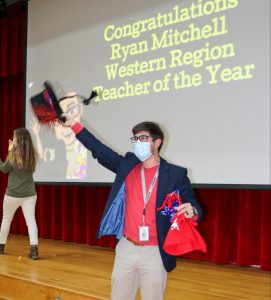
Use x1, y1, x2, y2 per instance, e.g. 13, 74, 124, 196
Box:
141, 165, 159, 225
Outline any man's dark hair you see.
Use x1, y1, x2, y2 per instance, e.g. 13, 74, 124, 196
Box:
132, 121, 164, 152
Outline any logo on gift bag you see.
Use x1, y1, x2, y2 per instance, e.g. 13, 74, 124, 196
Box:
170, 218, 180, 231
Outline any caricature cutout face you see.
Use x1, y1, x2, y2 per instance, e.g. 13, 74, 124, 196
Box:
53, 93, 83, 146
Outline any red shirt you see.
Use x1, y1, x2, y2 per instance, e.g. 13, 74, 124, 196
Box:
123, 163, 159, 245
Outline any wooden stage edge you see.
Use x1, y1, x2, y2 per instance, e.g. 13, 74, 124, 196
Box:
0, 234, 270, 300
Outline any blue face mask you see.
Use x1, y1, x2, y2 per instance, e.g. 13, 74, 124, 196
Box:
134, 141, 152, 161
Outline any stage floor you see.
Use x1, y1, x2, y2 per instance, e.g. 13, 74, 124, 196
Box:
0, 234, 270, 300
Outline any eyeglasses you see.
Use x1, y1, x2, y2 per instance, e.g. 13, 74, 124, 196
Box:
130, 135, 150, 143
65, 104, 80, 118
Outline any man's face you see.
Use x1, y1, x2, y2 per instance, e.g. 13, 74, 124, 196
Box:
134, 130, 161, 154
53, 93, 83, 145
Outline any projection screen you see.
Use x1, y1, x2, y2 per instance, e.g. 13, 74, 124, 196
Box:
25, 0, 270, 186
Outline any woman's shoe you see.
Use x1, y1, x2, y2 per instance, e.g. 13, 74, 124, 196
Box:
29, 245, 39, 260
0, 244, 5, 254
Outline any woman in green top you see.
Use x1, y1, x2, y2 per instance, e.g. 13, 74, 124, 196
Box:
0, 128, 39, 260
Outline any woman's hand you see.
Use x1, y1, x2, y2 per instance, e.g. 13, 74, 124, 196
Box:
8, 139, 14, 152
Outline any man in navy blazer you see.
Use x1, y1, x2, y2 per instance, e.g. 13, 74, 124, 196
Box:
64, 116, 202, 300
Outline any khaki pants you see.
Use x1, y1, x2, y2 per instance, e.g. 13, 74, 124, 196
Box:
111, 237, 167, 300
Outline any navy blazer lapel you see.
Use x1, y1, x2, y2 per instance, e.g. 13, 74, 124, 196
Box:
156, 158, 170, 209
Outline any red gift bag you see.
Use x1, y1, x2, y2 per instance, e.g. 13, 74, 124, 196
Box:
163, 213, 207, 256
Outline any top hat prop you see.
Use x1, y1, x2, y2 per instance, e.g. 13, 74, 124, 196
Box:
30, 80, 98, 126
30, 80, 65, 125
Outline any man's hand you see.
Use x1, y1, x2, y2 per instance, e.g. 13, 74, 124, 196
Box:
175, 203, 195, 218
61, 113, 76, 127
